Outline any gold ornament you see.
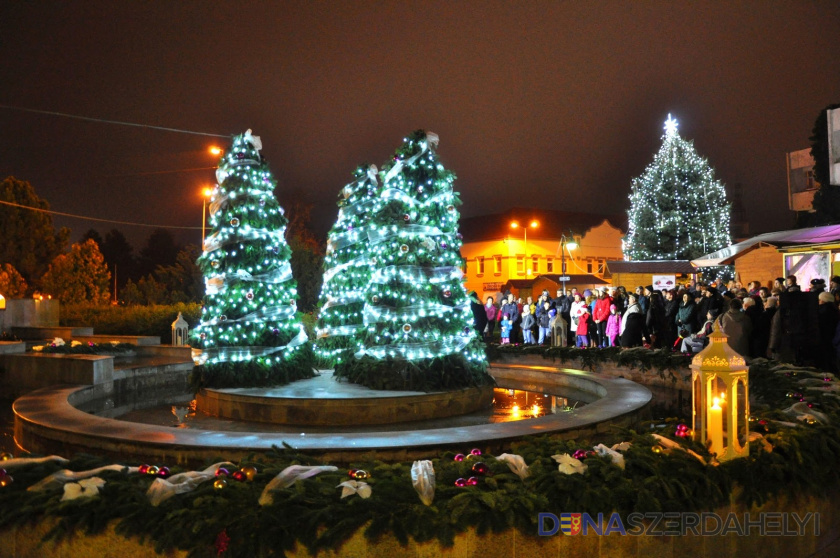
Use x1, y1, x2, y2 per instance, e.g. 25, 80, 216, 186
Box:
241, 466, 258, 481
213, 478, 228, 490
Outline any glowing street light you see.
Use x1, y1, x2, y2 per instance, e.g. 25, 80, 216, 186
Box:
559, 234, 578, 295
201, 187, 214, 250
209, 146, 223, 157
510, 220, 539, 276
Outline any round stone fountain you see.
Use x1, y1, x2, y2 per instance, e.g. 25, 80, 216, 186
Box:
11, 348, 651, 465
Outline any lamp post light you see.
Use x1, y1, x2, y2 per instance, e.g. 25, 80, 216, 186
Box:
510, 220, 539, 276
559, 234, 578, 295
201, 187, 214, 250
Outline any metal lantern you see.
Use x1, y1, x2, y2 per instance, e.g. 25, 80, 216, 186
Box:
171, 312, 189, 346
690, 324, 749, 462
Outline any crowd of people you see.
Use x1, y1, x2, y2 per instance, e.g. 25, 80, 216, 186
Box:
470, 275, 840, 373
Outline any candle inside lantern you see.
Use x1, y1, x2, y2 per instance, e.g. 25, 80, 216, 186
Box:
708, 397, 724, 456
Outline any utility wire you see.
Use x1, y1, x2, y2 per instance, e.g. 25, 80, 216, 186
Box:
0, 198, 201, 230
0, 103, 228, 138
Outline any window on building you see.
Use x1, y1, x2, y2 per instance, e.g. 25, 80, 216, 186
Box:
493, 255, 502, 275
477, 256, 485, 276
546, 257, 554, 273
531, 256, 539, 274
587, 261, 593, 273
516, 256, 525, 275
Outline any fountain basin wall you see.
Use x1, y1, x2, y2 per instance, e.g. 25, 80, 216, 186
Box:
197, 384, 495, 426
13, 361, 651, 466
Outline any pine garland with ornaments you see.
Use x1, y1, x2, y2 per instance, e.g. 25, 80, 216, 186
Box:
314, 164, 380, 365
334, 130, 492, 391
623, 115, 732, 262
191, 130, 314, 388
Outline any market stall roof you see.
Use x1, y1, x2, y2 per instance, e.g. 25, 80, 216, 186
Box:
604, 260, 696, 276
691, 225, 840, 267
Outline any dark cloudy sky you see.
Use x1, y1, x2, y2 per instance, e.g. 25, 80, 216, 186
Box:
1, 1, 839, 250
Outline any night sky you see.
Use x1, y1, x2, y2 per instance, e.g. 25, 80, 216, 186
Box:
2, 2, 839, 251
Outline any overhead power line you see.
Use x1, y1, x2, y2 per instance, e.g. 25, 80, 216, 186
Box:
0, 198, 200, 230
0, 103, 228, 138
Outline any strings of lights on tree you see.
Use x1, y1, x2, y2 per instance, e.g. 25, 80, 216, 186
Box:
623, 114, 731, 263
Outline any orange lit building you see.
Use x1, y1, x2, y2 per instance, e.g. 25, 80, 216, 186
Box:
459, 208, 626, 301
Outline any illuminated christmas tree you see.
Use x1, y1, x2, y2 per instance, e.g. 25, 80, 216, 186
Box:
334, 130, 491, 391
623, 115, 731, 261
314, 164, 380, 364
192, 130, 314, 387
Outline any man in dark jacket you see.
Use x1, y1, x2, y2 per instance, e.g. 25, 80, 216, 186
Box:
500, 295, 521, 343
720, 298, 753, 357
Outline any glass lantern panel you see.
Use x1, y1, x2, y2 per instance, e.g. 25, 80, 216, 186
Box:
692, 374, 702, 438
707, 375, 727, 455
736, 378, 748, 449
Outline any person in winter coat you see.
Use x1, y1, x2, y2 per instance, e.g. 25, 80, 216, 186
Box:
620, 294, 647, 347
521, 309, 536, 344
681, 309, 719, 353
499, 295, 520, 343
570, 293, 587, 340
645, 292, 668, 349
576, 308, 592, 348
719, 298, 753, 357
675, 292, 697, 339
817, 291, 839, 372
500, 314, 512, 344
605, 304, 621, 347
469, 291, 488, 340
484, 296, 497, 341
537, 301, 553, 345
592, 288, 613, 348
663, 289, 680, 349
754, 296, 777, 358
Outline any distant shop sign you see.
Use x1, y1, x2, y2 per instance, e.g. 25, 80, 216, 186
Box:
483, 282, 504, 291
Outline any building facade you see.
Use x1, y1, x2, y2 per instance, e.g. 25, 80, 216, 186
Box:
459, 208, 625, 300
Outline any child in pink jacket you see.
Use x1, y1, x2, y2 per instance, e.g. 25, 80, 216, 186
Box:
605, 304, 621, 347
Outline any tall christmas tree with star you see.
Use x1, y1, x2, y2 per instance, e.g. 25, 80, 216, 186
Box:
191, 129, 314, 388
314, 164, 380, 365
623, 115, 731, 261
334, 130, 492, 391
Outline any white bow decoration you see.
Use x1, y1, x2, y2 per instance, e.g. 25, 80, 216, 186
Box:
337, 480, 372, 499
146, 462, 235, 506
552, 454, 587, 475
61, 477, 106, 501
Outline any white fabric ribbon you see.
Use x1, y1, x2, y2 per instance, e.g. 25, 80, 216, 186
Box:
495, 453, 530, 480
0, 455, 68, 470
593, 443, 625, 470
146, 462, 235, 506
368, 264, 463, 285
192, 328, 309, 365
259, 465, 339, 506
383, 132, 438, 184
366, 225, 446, 245
357, 335, 472, 360
411, 460, 435, 506
28, 464, 135, 492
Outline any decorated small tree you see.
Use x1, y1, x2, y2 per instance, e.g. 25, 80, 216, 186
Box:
314, 164, 380, 365
624, 115, 731, 262
191, 130, 314, 388
334, 130, 491, 391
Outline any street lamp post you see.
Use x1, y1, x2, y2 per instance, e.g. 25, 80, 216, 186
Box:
201, 187, 213, 251
559, 234, 578, 295
510, 220, 539, 276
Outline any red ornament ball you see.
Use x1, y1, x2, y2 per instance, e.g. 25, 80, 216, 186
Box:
467, 477, 479, 486
0, 475, 13, 488
138, 464, 150, 474
453, 454, 465, 462
403, 214, 411, 222
470, 448, 482, 456
443, 290, 452, 298
454, 478, 467, 487
0, 468, 6, 479
471, 462, 489, 475
231, 471, 247, 482
215, 467, 230, 477
230, 217, 240, 227
157, 466, 171, 478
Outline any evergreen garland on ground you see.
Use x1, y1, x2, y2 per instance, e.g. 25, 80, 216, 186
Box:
2, 359, 839, 557
488, 343, 692, 382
